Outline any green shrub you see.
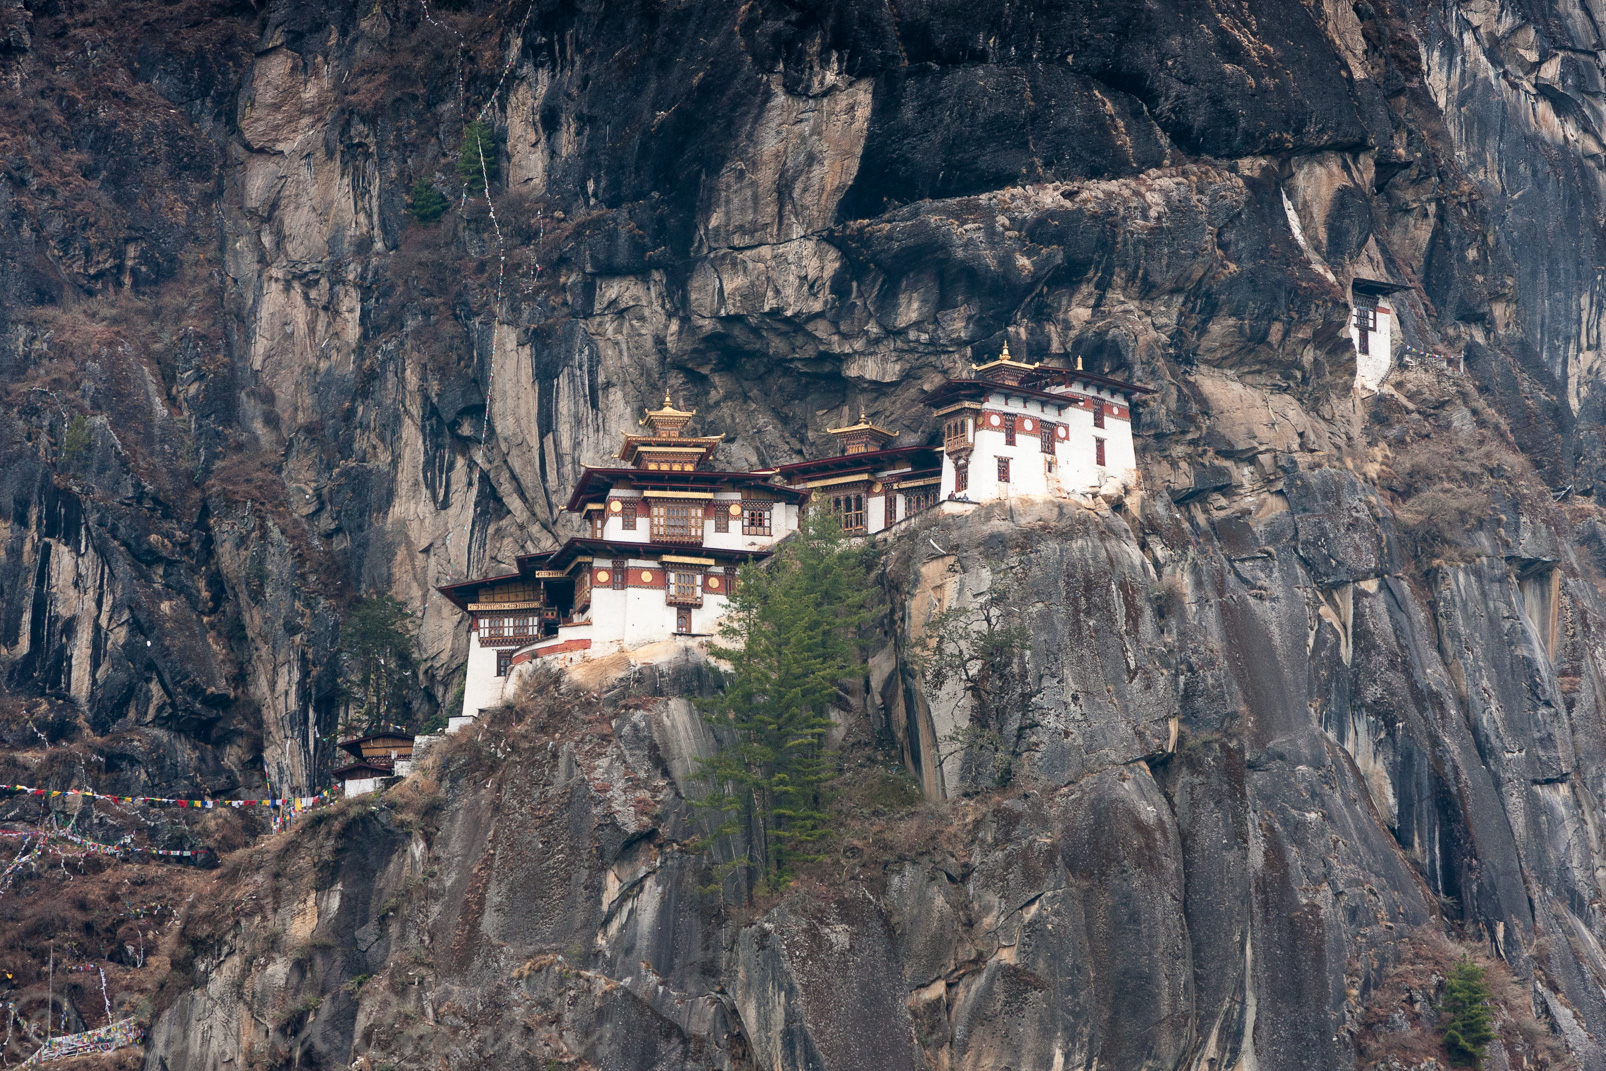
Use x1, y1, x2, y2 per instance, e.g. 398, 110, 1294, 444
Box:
1442, 957, 1495, 1066
60, 414, 91, 460
406, 179, 449, 223
456, 119, 499, 194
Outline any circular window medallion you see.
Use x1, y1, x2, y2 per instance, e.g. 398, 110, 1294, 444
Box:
1057, 425, 1069, 440
1021, 417, 1034, 432
729, 503, 742, 517
640, 570, 654, 584
988, 413, 1002, 427
872, 482, 883, 493
608, 499, 622, 513
707, 576, 721, 590
595, 570, 611, 585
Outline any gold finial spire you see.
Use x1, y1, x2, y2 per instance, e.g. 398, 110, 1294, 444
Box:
1000, 340, 1012, 362
1076, 354, 1083, 370
640, 392, 698, 437
859, 407, 868, 423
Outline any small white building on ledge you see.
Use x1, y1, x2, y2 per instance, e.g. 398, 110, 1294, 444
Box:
925, 345, 1149, 503
1351, 277, 1409, 391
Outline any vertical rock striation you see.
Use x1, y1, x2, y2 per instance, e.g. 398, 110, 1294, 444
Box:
2, 0, 1606, 1066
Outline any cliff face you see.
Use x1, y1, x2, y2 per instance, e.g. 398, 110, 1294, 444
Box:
5, 0, 1606, 1067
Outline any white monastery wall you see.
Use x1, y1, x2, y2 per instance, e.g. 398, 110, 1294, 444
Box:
939, 388, 1136, 502
1352, 300, 1394, 391
460, 635, 507, 719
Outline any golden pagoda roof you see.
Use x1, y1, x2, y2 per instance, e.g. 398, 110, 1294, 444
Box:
969, 340, 1041, 376
640, 392, 696, 425
826, 409, 898, 439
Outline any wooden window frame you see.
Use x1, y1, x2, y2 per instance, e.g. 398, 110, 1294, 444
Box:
714, 505, 729, 533
1094, 437, 1106, 467
997, 457, 1011, 483
667, 569, 703, 607
944, 415, 973, 453
496, 650, 512, 677
885, 492, 897, 529
611, 560, 627, 590
650, 501, 703, 544
742, 502, 773, 536
676, 606, 693, 634
1354, 306, 1377, 355
905, 486, 937, 514
1040, 421, 1056, 453
478, 611, 542, 647
832, 492, 866, 533
955, 461, 968, 493
1093, 405, 1105, 429
1003, 414, 1016, 446
620, 501, 638, 530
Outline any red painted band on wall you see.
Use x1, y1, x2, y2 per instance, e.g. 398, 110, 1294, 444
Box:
533, 639, 593, 658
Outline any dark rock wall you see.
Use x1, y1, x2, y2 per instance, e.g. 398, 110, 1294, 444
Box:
2, 0, 1606, 1066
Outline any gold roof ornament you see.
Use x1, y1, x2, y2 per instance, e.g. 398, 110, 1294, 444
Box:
825, 408, 898, 438
826, 407, 898, 455
969, 338, 1042, 385
640, 392, 697, 437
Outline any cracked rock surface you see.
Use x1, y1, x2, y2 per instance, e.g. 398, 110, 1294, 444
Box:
4, 0, 1606, 1067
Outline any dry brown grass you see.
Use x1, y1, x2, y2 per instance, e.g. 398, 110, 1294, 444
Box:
1355, 927, 1577, 1070
1375, 369, 1537, 562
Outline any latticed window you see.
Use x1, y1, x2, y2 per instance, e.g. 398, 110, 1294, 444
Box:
478, 612, 542, 646
1003, 414, 1016, 446
667, 570, 703, 606
831, 493, 866, 532
611, 560, 627, 590
742, 502, 772, 536
1093, 405, 1105, 429
1094, 437, 1106, 467
620, 501, 637, 530
676, 606, 693, 633
1353, 305, 1377, 354
1040, 421, 1056, 453
955, 462, 968, 493
650, 501, 702, 543
714, 505, 729, 533
944, 416, 972, 451
997, 457, 1011, 483
496, 651, 512, 677
885, 493, 897, 529
905, 487, 937, 514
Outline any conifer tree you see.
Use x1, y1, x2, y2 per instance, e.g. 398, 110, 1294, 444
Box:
698, 510, 876, 890
406, 178, 449, 223
456, 119, 499, 195
339, 595, 419, 734
1442, 956, 1496, 1066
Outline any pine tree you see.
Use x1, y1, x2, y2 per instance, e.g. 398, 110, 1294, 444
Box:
406, 179, 449, 223
456, 119, 499, 195
697, 510, 876, 891
1442, 956, 1496, 1067
339, 596, 419, 734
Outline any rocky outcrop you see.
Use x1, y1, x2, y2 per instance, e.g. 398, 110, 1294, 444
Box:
4, 0, 1606, 1066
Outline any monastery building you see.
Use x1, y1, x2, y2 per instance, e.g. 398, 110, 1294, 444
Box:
440, 351, 1149, 727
